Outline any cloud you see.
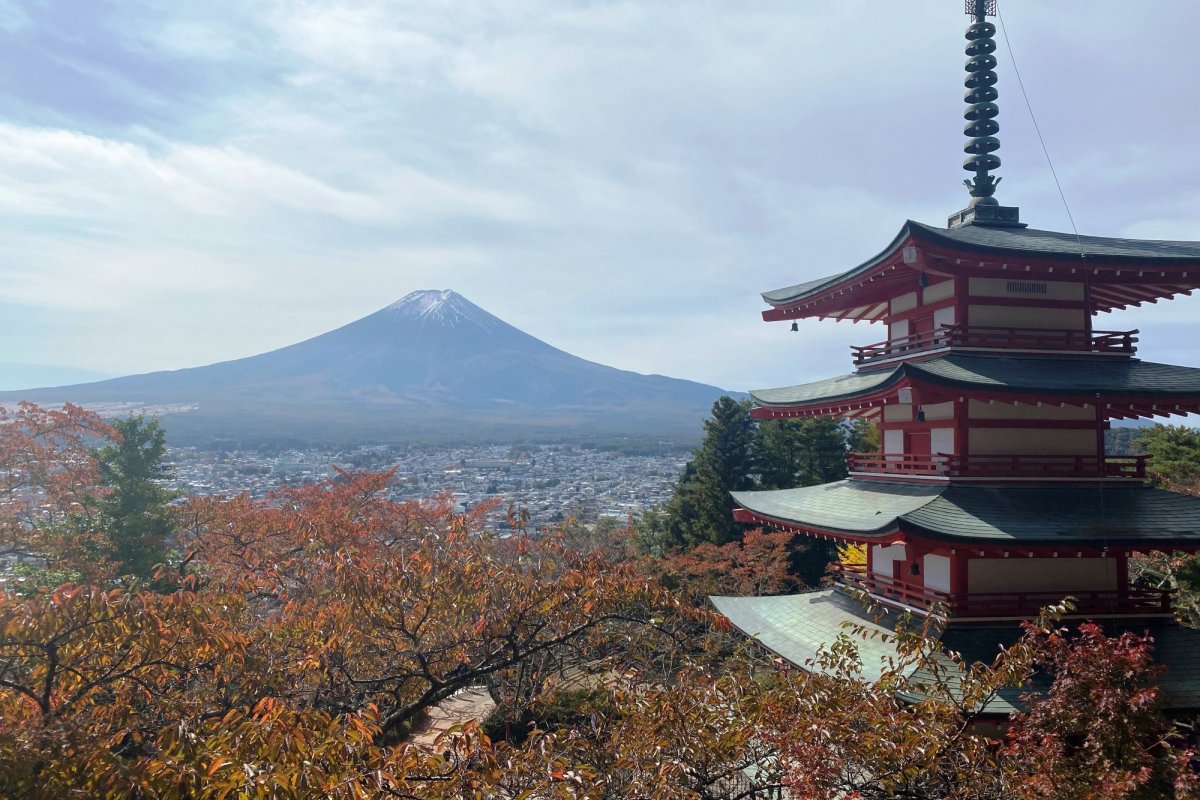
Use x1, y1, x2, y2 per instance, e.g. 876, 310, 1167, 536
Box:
0, 0, 1197, 390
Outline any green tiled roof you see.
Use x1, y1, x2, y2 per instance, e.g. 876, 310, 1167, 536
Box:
905, 486, 1200, 544
913, 355, 1200, 397
710, 590, 1032, 714
733, 480, 1200, 545
712, 589, 1200, 713
751, 355, 1200, 408
710, 590, 910, 681
731, 481, 941, 535
762, 220, 1200, 306
751, 365, 901, 407
913, 221, 1200, 262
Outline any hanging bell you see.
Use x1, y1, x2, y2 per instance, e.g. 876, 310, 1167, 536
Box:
790, 322, 799, 332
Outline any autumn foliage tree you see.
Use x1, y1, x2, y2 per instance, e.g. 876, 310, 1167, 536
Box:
0, 402, 117, 585
1, 402, 1197, 799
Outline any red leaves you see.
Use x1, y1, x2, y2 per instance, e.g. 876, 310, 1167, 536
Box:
1001, 623, 1189, 799
652, 527, 799, 601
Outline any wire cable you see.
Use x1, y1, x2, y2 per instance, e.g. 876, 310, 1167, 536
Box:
996, 8, 1083, 246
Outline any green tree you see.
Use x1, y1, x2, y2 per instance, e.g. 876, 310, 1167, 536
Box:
846, 416, 881, 454
754, 416, 851, 489
1136, 423, 1200, 488
95, 416, 177, 580
660, 396, 755, 547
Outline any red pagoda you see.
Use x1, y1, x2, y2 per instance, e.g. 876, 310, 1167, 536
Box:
712, 1, 1200, 715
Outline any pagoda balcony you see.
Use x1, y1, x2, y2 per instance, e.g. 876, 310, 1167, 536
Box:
832, 563, 1174, 619
851, 325, 1138, 366
846, 452, 1148, 480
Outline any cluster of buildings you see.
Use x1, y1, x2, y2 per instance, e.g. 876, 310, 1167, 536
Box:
167, 443, 687, 533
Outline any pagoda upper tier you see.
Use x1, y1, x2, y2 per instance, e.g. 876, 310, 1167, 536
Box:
763, 222, 1200, 343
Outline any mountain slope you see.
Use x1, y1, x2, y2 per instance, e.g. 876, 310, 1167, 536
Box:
0, 291, 732, 444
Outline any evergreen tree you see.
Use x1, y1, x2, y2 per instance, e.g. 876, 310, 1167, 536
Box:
95, 416, 178, 580
845, 416, 881, 454
661, 397, 755, 547
754, 416, 851, 489
1135, 423, 1200, 487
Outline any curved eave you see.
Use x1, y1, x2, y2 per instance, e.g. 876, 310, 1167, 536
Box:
749, 356, 1200, 420
733, 506, 903, 542
731, 481, 944, 541
749, 365, 903, 417
734, 482, 1200, 549
762, 221, 1200, 320
761, 223, 919, 322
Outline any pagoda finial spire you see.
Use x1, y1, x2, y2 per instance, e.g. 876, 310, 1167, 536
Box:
963, 0, 1001, 205
949, 0, 1023, 228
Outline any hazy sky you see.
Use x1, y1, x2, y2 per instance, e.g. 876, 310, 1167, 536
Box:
1, 1, 1197, 393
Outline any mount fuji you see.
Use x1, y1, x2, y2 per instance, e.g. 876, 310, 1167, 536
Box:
0, 291, 733, 445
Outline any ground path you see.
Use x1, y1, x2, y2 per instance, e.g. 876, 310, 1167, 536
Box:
409, 686, 496, 751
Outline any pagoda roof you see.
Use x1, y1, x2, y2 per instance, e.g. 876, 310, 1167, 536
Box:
751, 354, 1200, 413
710, 590, 1200, 714
762, 220, 1200, 319
731, 480, 1200, 546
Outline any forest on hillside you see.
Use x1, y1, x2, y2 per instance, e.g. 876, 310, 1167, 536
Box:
2, 400, 1200, 798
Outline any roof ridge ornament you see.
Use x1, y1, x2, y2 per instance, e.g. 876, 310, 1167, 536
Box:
948, 0, 1025, 229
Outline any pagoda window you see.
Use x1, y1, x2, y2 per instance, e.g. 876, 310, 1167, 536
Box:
969, 277, 1083, 302
966, 276, 1086, 332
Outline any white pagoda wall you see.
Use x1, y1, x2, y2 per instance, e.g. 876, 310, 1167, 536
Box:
871, 543, 906, 578
923, 554, 951, 593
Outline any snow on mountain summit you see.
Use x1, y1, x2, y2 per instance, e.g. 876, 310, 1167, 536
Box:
383, 290, 497, 331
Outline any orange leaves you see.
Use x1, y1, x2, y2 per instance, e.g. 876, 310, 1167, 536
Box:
0, 402, 118, 583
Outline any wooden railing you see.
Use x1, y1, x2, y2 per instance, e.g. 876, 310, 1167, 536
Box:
846, 453, 1147, 479
845, 453, 947, 475
831, 562, 1173, 618
945, 454, 1147, 479
832, 562, 953, 612
952, 588, 1173, 618
851, 325, 1138, 365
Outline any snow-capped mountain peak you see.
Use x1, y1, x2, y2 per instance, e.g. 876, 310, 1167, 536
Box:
384, 289, 497, 331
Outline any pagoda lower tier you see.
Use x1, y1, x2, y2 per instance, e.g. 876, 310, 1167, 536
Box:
711, 590, 1200, 716
731, 480, 1200, 621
